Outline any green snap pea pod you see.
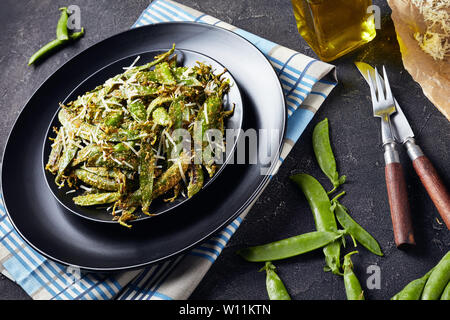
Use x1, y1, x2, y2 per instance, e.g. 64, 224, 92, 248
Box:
312, 118, 346, 194
136, 71, 158, 84
74, 169, 119, 191
259, 262, 291, 300
82, 167, 134, 180
187, 165, 204, 198
130, 85, 159, 98
28, 28, 84, 66
55, 142, 79, 184
343, 251, 364, 300
331, 200, 383, 256
139, 145, 156, 214
154, 62, 176, 85
168, 98, 185, 130
147, 96, 173, 120
104, 111, 123, 127
193, 94, 224, 177
56, 7, 69, 40
86, 151, 138, 170
391, 269, 434, 300
237, 230, 344, 262
152, 107, 170, 126
173, 67, 202, 87
73, 192, 121, 206
132, 44, 175, 73
422, 251, 450, 300
440, 281, 450, 300
290, 173, 342, 274
72, 144, 101, 166
127, 99, 147, 122
46, 129, 64, 174
152, 152, 190, 199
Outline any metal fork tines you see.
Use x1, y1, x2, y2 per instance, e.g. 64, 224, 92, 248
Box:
367, 66, 397, 145
367, 66, 415, 247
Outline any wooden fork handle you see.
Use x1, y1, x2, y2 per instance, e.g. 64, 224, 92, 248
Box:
405, 139, 450, 229
384, 142, 415, 247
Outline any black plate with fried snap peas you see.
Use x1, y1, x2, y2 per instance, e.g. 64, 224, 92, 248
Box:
1, 22, 285, 270
42, 47, 244, 226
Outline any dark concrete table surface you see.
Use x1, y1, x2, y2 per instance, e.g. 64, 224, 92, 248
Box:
0, 0, 449, 300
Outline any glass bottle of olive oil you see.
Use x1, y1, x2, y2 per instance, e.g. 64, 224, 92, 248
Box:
291, 0, 376, 62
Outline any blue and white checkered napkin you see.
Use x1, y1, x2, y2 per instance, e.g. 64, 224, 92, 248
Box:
0, 0, 337, 300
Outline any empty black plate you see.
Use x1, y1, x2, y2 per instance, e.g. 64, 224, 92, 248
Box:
1, 22, 286, 271
42, 48, 244, 223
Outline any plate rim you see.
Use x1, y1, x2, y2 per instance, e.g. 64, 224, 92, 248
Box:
1, 21, 287, 271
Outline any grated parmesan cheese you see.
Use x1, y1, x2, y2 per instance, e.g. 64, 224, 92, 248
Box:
412, 0, 450, 60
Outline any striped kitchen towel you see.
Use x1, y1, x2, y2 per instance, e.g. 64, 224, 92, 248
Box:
0, 0, 337, 300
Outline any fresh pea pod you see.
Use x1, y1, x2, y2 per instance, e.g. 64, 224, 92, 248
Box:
422, 251, 450, 300
237, 230, 344, 262
391, 269, 434, 300
259, 262, 291, 300
73, 192, 121, 206
440, 281, 450, 300
56, 7, 69, 41
332, 199, 383, 256
343, 251, 364, 300
312, 118, 346, 194
290, 173, 342, 275
28, 28, 84, 66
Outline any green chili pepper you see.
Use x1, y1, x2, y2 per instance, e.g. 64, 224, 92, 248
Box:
259, 262, 291, 300
312, 118, 346, 194
28, 28, 84, 66
440, 281, 450, 300
73, 192, 121, 206
422, 251, 450, 300
290, 173, 342, 275
391, 269, 434, 300
237, 230, 344, 262
56, 7, 69, 41
343, 251, 364, 300
331, 199, 383, 256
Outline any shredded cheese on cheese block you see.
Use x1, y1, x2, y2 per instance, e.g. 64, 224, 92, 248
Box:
412, 0, 450, 60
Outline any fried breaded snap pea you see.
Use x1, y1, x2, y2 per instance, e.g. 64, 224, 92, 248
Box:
46, 45, 234, 226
